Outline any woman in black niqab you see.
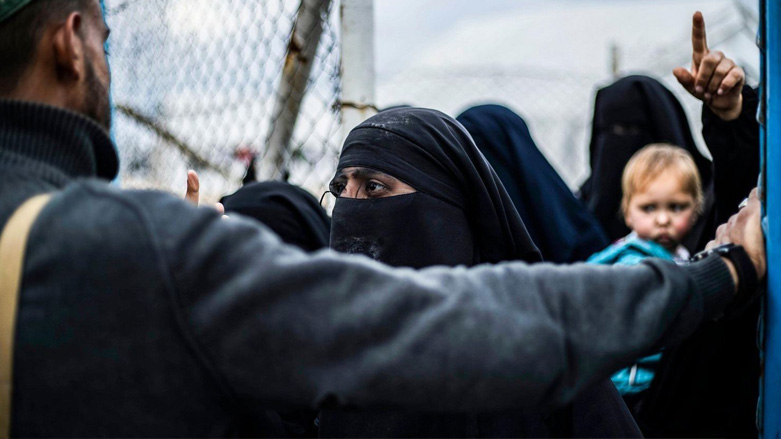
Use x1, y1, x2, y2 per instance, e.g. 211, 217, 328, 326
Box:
329, 106, 542, 266
457, 104, 608, 263
581, 75, 714, 251
220, 181, 331, 252
323, 107, 640, 438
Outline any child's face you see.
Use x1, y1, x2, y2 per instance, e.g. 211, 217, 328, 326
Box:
625, 171, 697, 251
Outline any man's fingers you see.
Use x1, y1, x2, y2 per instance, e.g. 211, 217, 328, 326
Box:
717, 67, 744, 95
215, 202, 225, 215
706, 56, 734, 96
712, 224, 730, 247
185, 170, 200, 206
673, 67, 696, 93
691, 11, 709, 66
695, 51, 723, 95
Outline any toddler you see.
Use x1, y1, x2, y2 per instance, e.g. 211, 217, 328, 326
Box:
589, 143, 704, 397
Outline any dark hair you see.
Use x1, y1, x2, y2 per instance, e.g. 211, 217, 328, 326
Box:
0, 0, 93, 94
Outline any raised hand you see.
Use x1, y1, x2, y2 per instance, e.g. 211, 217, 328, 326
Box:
673, 11, 745, 121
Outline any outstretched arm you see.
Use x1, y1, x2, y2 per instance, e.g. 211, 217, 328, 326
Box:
129, 191, 760, 414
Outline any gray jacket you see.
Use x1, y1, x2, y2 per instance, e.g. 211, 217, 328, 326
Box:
0, 100, 734, 437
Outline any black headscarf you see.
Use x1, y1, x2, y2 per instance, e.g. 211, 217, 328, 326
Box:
330, 107, 542, 267
323, 108, 639, 438
581, 75, 714, 250
220, 181, 330, 252
457, 104, 608, 263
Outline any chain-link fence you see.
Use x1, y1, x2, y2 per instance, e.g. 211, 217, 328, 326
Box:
105, 0, 342, 203
104, 1, 758, 202
376, 2, 759, 190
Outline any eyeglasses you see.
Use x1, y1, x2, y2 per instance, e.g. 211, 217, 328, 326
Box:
319, 190, 339, 206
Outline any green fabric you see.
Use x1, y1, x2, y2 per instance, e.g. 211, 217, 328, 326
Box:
0, 0, 33, 23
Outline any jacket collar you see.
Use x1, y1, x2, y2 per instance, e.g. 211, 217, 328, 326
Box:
0, 99, 118, 186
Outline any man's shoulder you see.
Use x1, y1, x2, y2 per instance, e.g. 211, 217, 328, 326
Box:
59, 179, 189, 210
43, 178, 284, 262
33, 179, 210, 251
52, 179, 203, 228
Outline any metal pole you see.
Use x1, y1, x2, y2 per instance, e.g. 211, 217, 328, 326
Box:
340, 0, 376, 143
763, 0, 780, 435
262, 0, 332, 180
610, 42, 620, 79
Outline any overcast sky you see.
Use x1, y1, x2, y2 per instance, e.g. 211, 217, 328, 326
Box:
373, 0, 759, 80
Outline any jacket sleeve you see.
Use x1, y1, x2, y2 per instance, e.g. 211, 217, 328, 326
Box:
702, 85, 760, 226
139, 192, 735, 414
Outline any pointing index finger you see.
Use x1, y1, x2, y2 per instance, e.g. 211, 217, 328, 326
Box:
692, 11, 709, 65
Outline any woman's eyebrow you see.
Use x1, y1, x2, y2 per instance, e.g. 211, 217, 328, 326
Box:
351, 169, 390, 180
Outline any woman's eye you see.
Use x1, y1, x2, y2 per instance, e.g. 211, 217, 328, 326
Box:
365, 181, 387, 195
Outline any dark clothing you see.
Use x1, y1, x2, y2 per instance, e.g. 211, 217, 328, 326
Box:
221, 180, 330, 437
636, 86, 761, 438
457, 104, 608, 263
221, 181, 330, 252
0, 99, 737, 437
326, 108, 638, 438
335, 107, 542, 264
331, 193, 476, 268
703, 86, 761, 231
580, 75, 714, 253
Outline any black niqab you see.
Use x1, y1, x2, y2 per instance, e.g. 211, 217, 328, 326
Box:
581, 75, 714, 250
332, 107, 542, 265
324, 108, 638, 438
457, 104, 608, 263
220, 181, 330, 252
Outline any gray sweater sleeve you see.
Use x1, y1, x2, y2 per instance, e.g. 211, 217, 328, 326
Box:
142, 191, 734, 413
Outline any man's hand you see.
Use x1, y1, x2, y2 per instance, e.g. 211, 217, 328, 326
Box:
673, 11, 745, 121
706, 188, 766, 280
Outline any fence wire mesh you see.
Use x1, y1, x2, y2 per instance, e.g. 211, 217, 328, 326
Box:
105, 0, 342, 203
375, 3, 758, 191
104, 1, 757, 203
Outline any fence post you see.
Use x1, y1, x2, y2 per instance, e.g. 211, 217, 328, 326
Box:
263, 0, 332, 180
763, 0, 780, 436
340, 0, 376, 143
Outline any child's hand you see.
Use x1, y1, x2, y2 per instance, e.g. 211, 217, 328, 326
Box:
673, 11, 745, 121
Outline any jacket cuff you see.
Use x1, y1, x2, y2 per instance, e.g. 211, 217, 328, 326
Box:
685, 254, 736, 320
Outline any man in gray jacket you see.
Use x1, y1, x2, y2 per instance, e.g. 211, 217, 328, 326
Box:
0, 0, 766, 436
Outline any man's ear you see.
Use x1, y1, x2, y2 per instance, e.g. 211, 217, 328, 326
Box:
51, 12, 84, 82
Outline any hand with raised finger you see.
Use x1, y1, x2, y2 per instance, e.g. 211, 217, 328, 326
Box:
672, 11, 744, 121
185, 170, 200, 206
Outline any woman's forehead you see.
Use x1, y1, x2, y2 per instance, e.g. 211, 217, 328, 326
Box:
337, 167, 395, 180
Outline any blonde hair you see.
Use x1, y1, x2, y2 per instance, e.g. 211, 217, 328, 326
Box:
620, 143, 704, 217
